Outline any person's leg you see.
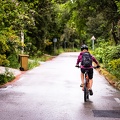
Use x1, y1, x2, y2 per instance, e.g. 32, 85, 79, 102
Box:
88, 79, 93, 95
88, 68, 93, 88
88, 69, 93, 95
80, 68, 85, 87
88, 79, 93, 90
81, 72, 84, 86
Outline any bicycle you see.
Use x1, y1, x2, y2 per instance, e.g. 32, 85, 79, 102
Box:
84, 69, 90, 102
75, 65, 100, 102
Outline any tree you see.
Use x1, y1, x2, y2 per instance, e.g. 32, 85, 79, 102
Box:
86, 13, 109, 39
0, 0, 21, 66
84, 0, 120, 44
68, 0, 120, 45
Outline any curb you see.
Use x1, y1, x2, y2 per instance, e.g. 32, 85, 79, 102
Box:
99, 68, 120, 91
0, 71, 26, 88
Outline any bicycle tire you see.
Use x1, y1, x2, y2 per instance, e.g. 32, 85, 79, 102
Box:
84, 85, 87, 102
86, 89, 89, 99
84, 71, 89, 102
84, 86, 89, 102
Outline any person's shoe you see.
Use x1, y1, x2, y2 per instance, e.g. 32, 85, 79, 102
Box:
89, 89, 93, 95
80, 84, 84, 87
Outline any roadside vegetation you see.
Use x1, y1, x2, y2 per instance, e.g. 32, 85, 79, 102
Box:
0, 0, 120, 89
0, 68, 15, 85
93, 42, 120, 90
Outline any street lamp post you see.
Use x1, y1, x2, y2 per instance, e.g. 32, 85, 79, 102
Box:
91, 36, 96, 50
64, 41, 66, 50
53, 38, 57, 54
21, 31, 24, 54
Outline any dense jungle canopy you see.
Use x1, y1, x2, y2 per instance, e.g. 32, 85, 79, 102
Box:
0, 0, 120, 79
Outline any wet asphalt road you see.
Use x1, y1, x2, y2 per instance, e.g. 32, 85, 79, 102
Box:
0, 52, 120, 120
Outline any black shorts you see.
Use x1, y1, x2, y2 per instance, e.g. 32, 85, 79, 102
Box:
81, 68, 93, 79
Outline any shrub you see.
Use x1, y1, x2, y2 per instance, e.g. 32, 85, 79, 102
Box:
28, 60, 40, 70
108, 58, 120, 70
7, 54, 20, 69
108, 58, 120, 79
0, 68, 15, 85
102, 45, 120, 67
93, 47, 104, 63
93, 44, 120, 79
0, 55, 9, 66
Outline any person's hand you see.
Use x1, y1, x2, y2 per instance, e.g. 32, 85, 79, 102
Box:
75, 64, 79, 68
97, 65, 100, 68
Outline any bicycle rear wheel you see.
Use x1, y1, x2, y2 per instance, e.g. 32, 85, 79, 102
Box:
84, 86, 87, 102
86, 89, 89, 99
84, 85, 89, 102
84, 71, 89, 102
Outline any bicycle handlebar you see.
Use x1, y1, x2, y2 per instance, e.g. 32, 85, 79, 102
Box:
93, 65, 100, 69
75, 65, 100, 69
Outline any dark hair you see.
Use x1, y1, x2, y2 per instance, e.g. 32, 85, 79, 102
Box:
81, 44, 88, 51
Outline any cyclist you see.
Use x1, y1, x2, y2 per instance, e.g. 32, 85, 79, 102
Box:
75, 44, 100, 95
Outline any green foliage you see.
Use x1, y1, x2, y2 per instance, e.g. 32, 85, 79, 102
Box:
28, 60, 40, 70
108, 58, 120, 70
30, 50, 43, 58
94, 42, 120, 64
71, 0, 120, 45
0, 28, 21, 67
108, 58, 120, 79
7, 54, 20, 69
0, 55, 9, 66
0, 0, 120, 84
94, 43, 120, 79
116, 1, 120, 13
93, 47, 104, 63
86, 13, 108, 38
102, 45, 120, 67
38, 55, 53, 61
0, 68, 15, 85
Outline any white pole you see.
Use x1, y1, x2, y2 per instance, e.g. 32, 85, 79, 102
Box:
91, 36, 95, 50
92, 39, 94, 50
21, 31, 24, 54
53, 38, 57, 55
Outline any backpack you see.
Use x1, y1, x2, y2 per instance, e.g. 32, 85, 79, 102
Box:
81, 52, 92, 67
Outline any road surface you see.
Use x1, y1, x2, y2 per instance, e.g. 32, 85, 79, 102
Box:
0, 52, 120, 120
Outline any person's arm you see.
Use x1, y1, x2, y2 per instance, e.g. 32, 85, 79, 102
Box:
76, 53, 82, 66
92, 56, 100, 66
76, 57, 80, 65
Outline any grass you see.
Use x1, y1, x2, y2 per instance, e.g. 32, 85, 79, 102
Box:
100, 67, 120, 90
28, 54, 55, 70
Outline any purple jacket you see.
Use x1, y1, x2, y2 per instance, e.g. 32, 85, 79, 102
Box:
76, 52, 99, 68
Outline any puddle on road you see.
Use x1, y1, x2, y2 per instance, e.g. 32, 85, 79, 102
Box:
93, 110, 120, 118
